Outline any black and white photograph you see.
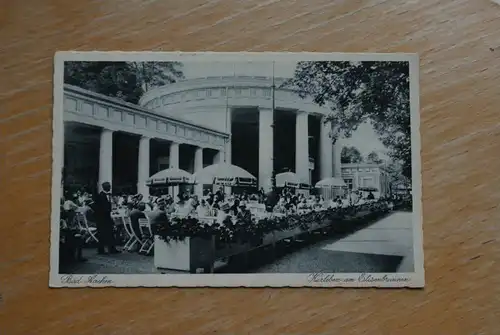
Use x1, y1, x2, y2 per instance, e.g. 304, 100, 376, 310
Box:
50, 52, 423, 287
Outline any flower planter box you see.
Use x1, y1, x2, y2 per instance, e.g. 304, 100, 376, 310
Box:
262, 232, 276, 245
154, 236, 254, 272
154, 236, 215, 272
273, 227, 304, 242
215, 241, 253, 258
154, 206, 389, 273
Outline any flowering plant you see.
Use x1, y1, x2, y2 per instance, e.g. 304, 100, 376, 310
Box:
153, 200, 390, 244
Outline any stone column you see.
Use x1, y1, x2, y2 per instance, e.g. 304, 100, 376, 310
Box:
213, 149, 225, 194
169, 142, 180, 197
353, 169, 359, 189
333, 138, 342, 178
224, 108, 232, 164
214, 150, 225, 164
194, 147, 203, 196
319, 117, 333, 180
98, 128, 113, 192
137, 136, 150, 197
259, 107, 274, 192
295, 111, 309, 185
223, 108, 232, 195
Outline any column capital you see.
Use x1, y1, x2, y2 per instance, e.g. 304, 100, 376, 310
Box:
101, 128, 114, 134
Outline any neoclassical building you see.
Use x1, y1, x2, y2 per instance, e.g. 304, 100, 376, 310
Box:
63, 76, 342, 196
341, 163, 391, 197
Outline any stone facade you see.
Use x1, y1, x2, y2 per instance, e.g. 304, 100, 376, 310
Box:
139, 76, 342, 192
341, 163, 390, 197
63, 85, 229, 196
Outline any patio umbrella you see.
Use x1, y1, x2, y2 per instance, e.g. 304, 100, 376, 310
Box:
275, 172, 301, 188
315, 177, 347, 188
146, 168, 194, 186
194, 163, 257, 186
299, 183, 312, 190
358, 186, 378, 192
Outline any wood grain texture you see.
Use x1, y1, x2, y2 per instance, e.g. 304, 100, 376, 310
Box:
1, 0, 499, 333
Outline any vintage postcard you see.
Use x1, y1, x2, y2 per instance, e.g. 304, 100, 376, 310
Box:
50, 51, 424, 287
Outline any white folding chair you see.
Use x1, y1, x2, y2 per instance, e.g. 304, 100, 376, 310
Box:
60, 219, 68, 229
121, 216, 143, 252
138, 217, 154, 255
75, 212, 99, 244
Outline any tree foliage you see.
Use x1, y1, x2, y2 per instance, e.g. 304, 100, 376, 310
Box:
283, 61, 411, 179
366, 151, 383, 164
341, 146, 363, 164
64, 61, 184, 104
383, 159, 411, 193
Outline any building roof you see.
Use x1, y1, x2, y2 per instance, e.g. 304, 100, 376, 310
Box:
341, 162, 383, 169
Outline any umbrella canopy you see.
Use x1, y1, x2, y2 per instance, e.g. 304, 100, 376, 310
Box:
315, 177, 346, 188
146, 168, 194, 186
276, 172, 301, 188
194, 163, 257, 186
299, 183, 312, 190
358, 186, 378, 192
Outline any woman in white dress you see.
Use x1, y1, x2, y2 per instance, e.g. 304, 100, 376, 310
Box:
196, 199, 210, 217
174, 199, 191, 217
216, 203, 231, 224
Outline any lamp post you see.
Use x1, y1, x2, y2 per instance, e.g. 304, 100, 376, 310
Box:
271, 61, 276, 191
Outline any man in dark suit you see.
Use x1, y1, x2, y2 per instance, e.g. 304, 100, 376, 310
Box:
265, 189, 278, 213
215, 188, 225, 202
93, 181, 119, 254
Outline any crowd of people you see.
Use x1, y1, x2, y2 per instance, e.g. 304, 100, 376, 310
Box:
60, 181, 392, 267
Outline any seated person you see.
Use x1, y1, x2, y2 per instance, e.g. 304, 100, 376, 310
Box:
80, 199, 96, 223
149, 199, 169, 228
297, 199, 309, 211
63, 195, 79, 226
174, 199, 191, 216
165, 197, 176, 214
196, 199, 210, 217
229, 198, 240, 216
59, 218, 87, 267
129, 202, 146, 241
236, 204, 251, 221
216, 203, 231, 224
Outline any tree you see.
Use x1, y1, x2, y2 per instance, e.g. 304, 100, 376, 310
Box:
64, 61, 184, 104
129, 62, 184, 91
283, 61, 412, 179
366, 151, 383, 164
341, 146, 363, 164
383, 159, 410, 195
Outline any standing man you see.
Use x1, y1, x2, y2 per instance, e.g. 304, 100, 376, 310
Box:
94, 181, 119, 254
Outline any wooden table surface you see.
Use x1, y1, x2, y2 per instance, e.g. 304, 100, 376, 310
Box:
1, 0, 499, 334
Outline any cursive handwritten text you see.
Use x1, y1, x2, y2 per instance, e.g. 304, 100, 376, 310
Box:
60, 274, 113, 285
308, 272, 411, 284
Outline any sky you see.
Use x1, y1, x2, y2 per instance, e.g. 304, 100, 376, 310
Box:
181, 61, 387, 158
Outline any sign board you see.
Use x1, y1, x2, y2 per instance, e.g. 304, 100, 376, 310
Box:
214, 177, 256, 186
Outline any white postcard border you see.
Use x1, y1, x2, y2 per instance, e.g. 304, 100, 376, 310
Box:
50, 51, 424, 288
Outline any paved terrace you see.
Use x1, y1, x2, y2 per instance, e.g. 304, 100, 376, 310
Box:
64, 211, 414, 274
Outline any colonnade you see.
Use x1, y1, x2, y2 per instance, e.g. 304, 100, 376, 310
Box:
257, 108, 341, 191
90, 107, 340, 197
96, 128, 222, 198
